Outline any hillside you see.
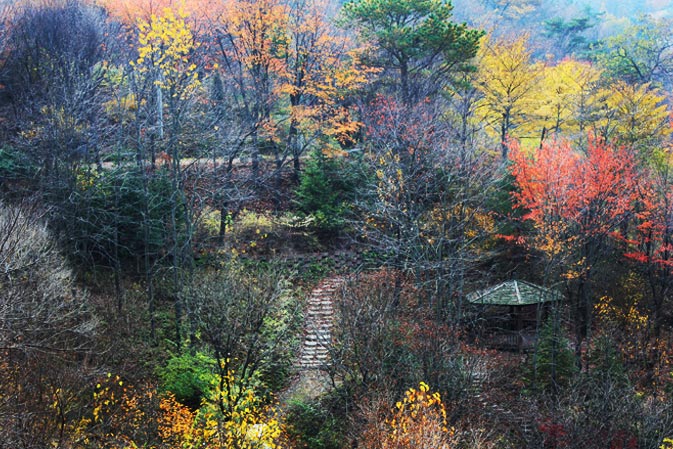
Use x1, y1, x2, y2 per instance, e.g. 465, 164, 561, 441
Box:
1, 0, 673, 448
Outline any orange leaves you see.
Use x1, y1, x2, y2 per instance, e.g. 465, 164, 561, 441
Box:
220, 0, 288, 77
509, 137, 638, 263
509, 138, 580, 225
100, 0, 223, 25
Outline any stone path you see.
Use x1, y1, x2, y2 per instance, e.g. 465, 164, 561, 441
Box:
298, 276, 343, 370
280, 276, 345, 404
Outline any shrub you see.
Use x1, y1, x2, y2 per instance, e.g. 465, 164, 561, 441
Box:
157, 352, 215, 409
0, 146, 37, 182
285, 398, 345, 449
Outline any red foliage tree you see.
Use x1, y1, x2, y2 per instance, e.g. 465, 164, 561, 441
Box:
509, 137, 639, 365
621, 150, 673, 337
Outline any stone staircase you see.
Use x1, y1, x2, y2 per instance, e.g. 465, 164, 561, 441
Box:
298, 276, 344, 370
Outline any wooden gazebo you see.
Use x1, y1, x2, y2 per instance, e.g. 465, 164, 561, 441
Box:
466, 280, 563, 351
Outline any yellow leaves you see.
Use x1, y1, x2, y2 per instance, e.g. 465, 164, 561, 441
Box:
595, 293, 649, 331
383, 382, 452, 449
375, 150, 406, 205
188, 366, 287, 449
134, 7, 200, 98
475, 33, 542, 141
594, 81, 671, 145
533, 59, 602, 138
661, 437, 673, 449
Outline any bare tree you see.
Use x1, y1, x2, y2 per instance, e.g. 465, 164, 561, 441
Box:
184, 263, 300, 417
0, 201, 97, 449
358, 96, 500, 321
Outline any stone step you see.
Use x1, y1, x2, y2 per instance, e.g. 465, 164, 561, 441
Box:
297, 276, 346, 370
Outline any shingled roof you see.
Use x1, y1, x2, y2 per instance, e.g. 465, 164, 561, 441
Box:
466, 280, 562, 306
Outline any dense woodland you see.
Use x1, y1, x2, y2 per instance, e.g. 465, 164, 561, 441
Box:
2, 0, 673, 447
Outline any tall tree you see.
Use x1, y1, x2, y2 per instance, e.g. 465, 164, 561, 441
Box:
475, 34, 541, 157
282, 0, 368, 178
592, 81, 670, 154
343, 0, 483, 105
360, 96, 498, 319
132, 6, 203, 348
623, 149, 673, 336
595, 15, 673, 87
509, 137, 639, 366
532, 58, 602, 146
2, 0, 116, 182
542, 7, 601, 60
213, 0, 288, 176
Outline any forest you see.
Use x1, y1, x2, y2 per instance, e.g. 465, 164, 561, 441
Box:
1, 0, 673, 447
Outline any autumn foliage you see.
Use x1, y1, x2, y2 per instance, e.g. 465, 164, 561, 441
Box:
361, 382, 454, 449
4, 1, 673, 448
508, 137, 638, 265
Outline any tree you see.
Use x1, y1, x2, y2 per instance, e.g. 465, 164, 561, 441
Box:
475, 34, 542, 157
2, 0, 117, 181
343, 0, 483, 105
281, 0, 368, 178
0, 201, 96, 356
595, 15, 673, 86
359, 96, 498, 319
328, 270, 417, 391
592, 81, 670, 153
0, 201, 97, 447
509, 137, 639, 366
184, 263, 299, 417
213, 0, 288, 176
622, 149, 673, 336
132, 6, 201, 150
132, 6, 203, 347
532, 59, 602, 145
542, 7, 601, 60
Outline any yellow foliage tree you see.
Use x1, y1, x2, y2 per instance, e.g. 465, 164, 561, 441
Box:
475, 33, 542, 157
533, 59, 602, 145
361, 382, 454, 449
132, 7, 200, 139
593, 81, 671, 151
204, 366, 284, 449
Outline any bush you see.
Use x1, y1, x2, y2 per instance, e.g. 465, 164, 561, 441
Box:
285, 398, 347, 449
157, 351, 215, 409
0, 146, 37, 182
230, 210, 323, 254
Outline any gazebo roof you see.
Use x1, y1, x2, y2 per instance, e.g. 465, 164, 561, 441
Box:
466, 280, 562, 306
